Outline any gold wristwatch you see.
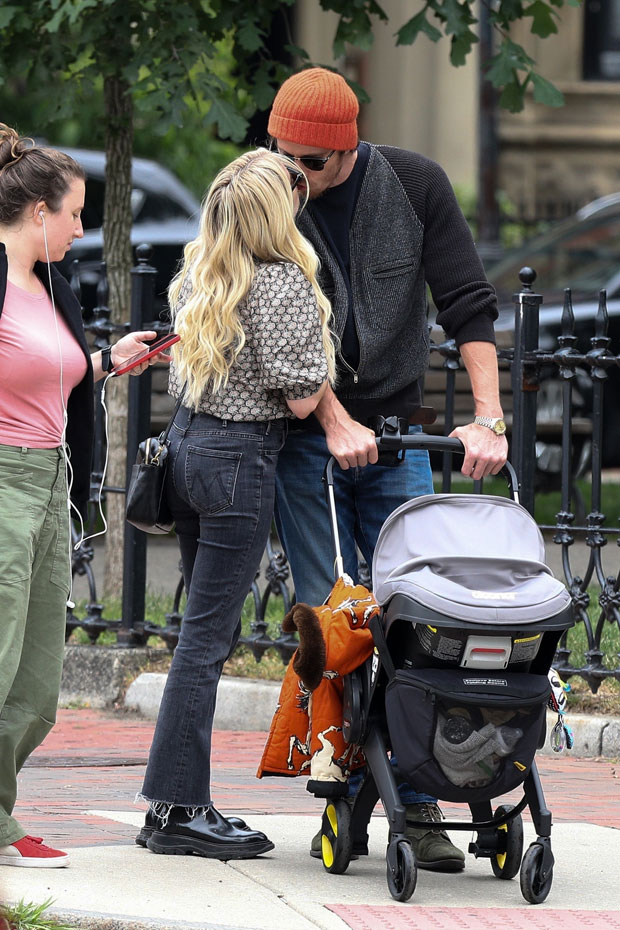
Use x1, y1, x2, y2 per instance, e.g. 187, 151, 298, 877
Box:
474, 416, 507, 436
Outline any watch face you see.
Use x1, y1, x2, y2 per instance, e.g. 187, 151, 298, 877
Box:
493, 419, 507, 435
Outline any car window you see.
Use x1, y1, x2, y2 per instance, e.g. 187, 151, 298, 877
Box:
488, 212, 620, 303
133, 191, 192, 222
81, 178, 193, 230
82, 177, 105, 230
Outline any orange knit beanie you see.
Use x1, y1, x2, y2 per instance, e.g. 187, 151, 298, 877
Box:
268, 67, 359, 151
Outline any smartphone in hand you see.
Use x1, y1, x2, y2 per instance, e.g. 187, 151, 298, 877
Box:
112, 333, 180, 377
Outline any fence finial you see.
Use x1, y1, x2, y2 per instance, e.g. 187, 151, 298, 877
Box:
518, 266, 536, 291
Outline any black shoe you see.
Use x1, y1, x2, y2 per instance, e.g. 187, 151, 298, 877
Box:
135, 809, 159, 848
135, 808, 251, 848
145, 805, 274, 860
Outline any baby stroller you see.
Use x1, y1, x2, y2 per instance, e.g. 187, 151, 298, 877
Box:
312, 428, 573, 904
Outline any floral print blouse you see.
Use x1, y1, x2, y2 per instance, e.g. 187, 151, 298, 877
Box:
168, 261, 328, 420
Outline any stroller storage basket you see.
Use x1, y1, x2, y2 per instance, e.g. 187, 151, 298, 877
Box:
385, 667, 550, 804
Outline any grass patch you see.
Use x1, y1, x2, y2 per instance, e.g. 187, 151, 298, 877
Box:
69, 588, 290, 680
240, 592, 289, 637
68, 590, 186, 647
561, 601, 620, 670
0, 899, 77, 930
224, 592, 289, 680
565, 677, 620, 715
445, 476, 620, 526
557, 591, 620, 714
223, 646, 287, 681
69, 578, 620, 696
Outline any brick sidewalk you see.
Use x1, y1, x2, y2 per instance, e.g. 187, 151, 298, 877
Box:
328, 905, 620, 930
16, 708, 620, 849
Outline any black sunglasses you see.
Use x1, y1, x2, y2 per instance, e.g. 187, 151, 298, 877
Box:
285, 164, 305, 191
274, 144, 338, 173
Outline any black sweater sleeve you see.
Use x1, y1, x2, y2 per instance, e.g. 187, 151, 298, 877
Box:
377, 145, 497, 346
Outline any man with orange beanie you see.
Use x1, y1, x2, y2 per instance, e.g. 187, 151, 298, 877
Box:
269, 66, 507, 871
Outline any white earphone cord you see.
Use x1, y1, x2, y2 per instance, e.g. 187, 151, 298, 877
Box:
41, 213, 111, 611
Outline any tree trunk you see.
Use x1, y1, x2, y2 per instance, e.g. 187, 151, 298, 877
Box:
102, 75, 133, 598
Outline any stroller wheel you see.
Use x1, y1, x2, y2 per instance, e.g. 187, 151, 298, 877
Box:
320, 799, 352, 874
386, 839, 417, 902
491, 804, 524, 880
520, 842, 554, 904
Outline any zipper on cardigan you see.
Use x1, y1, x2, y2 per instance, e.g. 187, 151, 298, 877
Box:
305, 212, 362, 386
338, 350, 359, 384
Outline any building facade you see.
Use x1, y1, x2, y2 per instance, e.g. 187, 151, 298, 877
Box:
296, 0, 620, 225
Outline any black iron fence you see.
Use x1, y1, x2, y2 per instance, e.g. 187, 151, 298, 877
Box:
67, 254, 620, 693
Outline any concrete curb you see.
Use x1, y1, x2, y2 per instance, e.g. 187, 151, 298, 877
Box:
60, 644, 154, 709
122, 670, 620, 759
44, 908, 232, 930
124, 672, 281, 732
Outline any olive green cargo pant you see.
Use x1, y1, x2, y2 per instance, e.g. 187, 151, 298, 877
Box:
0, 445, 70, 845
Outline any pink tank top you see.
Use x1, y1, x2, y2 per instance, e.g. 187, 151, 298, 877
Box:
0, 280, 88, 448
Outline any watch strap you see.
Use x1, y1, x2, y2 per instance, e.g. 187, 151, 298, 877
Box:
474, 415, 506, 434
101, 345, 114, 372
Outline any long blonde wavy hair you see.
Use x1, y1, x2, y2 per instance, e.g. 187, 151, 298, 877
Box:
168, 148, 335, 409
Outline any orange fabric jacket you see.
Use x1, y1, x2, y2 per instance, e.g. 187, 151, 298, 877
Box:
257, 577, 378, 784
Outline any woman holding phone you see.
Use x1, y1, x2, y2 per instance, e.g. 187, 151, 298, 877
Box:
0, 123, 163, 868
136, 148, 335, 860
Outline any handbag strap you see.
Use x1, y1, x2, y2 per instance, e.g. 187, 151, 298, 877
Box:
160, 383, 187, 445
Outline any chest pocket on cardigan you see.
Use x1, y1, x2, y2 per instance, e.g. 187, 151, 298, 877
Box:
363, 258, 419, 333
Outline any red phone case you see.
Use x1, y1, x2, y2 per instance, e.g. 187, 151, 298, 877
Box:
112, 333, 180, 377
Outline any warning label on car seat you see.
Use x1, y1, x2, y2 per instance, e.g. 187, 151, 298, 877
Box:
416, 625, 463, 662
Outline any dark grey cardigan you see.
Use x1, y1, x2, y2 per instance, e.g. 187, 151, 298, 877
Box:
299, 144, 498, 421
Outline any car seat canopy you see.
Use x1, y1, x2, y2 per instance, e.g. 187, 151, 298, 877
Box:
372, 494, 572, 623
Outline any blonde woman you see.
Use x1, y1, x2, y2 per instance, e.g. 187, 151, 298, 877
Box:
137, 149, 335, 860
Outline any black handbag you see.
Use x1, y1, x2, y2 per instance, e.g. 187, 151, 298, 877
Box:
125, 395, 183, 534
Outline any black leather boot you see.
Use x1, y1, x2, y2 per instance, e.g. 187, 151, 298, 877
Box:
135, 808, 159, 848
145, 805, 274, 860
136, 807, 251, 848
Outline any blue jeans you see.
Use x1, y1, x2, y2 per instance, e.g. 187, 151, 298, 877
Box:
274, 425, 436, 805
274, 425, 434, 605
141, 410, 288, 808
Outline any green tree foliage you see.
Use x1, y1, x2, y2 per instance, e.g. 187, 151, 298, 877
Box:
323, 0, 581, 112
0, 77, 241, 200
0, 0, 583, 150
0, 0, 296, 142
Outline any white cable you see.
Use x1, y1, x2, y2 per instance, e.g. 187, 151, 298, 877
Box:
78, 372, 114, 547
42, 215, 78, 607
41, 216, 68, 450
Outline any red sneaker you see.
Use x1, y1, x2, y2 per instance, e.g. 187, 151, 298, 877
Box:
0, 835, 70, 868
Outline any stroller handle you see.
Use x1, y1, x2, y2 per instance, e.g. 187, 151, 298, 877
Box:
322, 433, 520, 581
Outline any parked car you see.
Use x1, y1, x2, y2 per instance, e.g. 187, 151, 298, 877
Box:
54, 146, 201, 317
484, 194, 620, 466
